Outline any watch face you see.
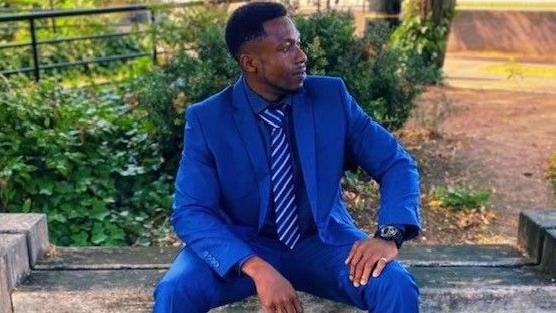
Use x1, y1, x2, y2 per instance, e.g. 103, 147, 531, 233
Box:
380, 226, 399, 238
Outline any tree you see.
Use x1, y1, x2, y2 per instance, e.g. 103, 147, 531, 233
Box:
394, 0, 456, 69
414, 0, 456, 67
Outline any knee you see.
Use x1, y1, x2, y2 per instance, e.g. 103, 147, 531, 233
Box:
359, 261, 420, 313
153, 267, 214, 313
366, 260, 419, 298
153, 278, 179, 303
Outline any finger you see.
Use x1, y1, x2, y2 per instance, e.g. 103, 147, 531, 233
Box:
359, 257, 375, 286
293, 295, 303, 313
349, 248, 363, 281
372, 257, 389, 278
352, 255, 369, 287
345, 241, 359, 264
284, 299, 296, 313
349, 246, 364, 275
273, 304, 285, 313
261, 304, 274, 313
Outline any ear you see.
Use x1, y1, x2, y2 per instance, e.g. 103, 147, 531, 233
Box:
239, 53, 258, 74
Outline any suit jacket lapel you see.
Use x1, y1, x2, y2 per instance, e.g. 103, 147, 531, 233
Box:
231, 78, 271, 230
231, 77, 319, 230
292, 90, 318, 221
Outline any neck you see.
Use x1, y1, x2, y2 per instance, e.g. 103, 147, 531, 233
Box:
244, 76, 285, 103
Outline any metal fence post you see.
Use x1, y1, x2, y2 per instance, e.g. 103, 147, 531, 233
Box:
29, 18, 40, 81
0, 2, 200, 78
150, 8, 157, 65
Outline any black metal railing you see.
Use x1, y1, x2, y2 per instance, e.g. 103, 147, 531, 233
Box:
0, 3, 200, 81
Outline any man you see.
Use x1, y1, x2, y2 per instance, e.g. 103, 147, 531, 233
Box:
153, 2, 421, 313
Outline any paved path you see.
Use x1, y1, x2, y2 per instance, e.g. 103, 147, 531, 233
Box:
443, 55, 556, 94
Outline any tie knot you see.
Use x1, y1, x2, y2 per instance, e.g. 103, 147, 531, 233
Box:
259, 106, 286, 129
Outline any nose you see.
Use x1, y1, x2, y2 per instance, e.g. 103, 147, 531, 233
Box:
295, 45, 307, 65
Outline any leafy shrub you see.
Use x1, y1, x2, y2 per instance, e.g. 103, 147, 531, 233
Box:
296, 12, 437, 130
390, 0, 456, 72
342, 169, 378, 213
0, 76, 172, 246
433, 186, 490, 211
0, 7, 438, 247
549, 153, 556, 193
151, 4, 228, 61
132, 21, 239, 173
0, 1, 150, 81
133, 9, 435, 173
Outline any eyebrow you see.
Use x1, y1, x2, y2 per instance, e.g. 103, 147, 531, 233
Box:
278, 34, 301, 45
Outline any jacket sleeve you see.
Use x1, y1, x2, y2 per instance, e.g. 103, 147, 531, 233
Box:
171, 106, 255, 278
338, 79, 422, 241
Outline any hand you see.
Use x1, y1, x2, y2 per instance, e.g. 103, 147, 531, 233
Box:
344, 237, 398, 287
241, 256, 303, 313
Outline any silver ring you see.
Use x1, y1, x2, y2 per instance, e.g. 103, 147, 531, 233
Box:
379, 257, 388, 263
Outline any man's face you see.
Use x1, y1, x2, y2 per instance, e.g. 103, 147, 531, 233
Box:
242, 16, 307, 96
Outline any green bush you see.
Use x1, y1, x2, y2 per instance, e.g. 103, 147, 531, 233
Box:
296, 12, 437, 129
390, 0, 456, 72
0, 76, 172, 246
433, 186, 490, 211
0, 1, 149, 81
133, 10, 435, 172
132, 19, 239, 172
0, 8, 438, 247
549, 153, 556, 193
152, 4, 228, 59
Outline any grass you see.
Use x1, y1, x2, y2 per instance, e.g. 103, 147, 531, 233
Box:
549, 153, 556, 193
431, 186, 491, 212
482, 61, 556, 79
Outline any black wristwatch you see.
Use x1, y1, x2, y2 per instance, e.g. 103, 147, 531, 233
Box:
374, 225, 404, 249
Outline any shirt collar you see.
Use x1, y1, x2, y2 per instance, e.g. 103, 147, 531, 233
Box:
242, 76, 291, 115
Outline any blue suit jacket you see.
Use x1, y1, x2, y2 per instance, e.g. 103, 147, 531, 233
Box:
172, 75, 421, 278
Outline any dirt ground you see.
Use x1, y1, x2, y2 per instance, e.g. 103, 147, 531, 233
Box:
398, 85, 556, 246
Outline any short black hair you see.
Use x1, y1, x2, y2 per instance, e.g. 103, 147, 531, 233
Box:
225, 2, 288, 61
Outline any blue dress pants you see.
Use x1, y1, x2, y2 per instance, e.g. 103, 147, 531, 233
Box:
153, 235, 419, 313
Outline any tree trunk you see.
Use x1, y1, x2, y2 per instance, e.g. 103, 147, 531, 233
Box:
419, 0, 455, 21
418, 0, 456, 67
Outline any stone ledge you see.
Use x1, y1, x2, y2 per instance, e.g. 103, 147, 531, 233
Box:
0, 234, 30, 290
35, 244, 532, 270
517, 209, 556, 264
541, 229, 556, 277
35, 246, 180, 270
0, 214, 49, 266
11, 266, 556, 313
0, 257, 13, 313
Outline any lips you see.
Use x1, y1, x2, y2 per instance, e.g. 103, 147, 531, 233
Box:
293, 67, 307, 77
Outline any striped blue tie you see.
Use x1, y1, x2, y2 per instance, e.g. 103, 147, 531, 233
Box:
259, 106, 301, 249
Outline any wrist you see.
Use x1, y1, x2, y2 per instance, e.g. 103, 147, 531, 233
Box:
241, 256, 269, 281
374, 225, 404, 249
378, 237, 399, 250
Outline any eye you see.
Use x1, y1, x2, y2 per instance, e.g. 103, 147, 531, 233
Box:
281, 43, 291, 52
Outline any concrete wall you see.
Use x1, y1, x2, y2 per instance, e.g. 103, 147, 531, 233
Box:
447, 10, 556, 62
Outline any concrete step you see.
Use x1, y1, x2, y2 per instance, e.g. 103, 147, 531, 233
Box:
0, 213, 49, 312
12, 266, 556, 313
11, 244, 556, 313
33, 243, 536, 270
518, 209, 556, 273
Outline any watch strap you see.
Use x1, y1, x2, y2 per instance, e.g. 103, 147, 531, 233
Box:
375, 225, 405, 249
